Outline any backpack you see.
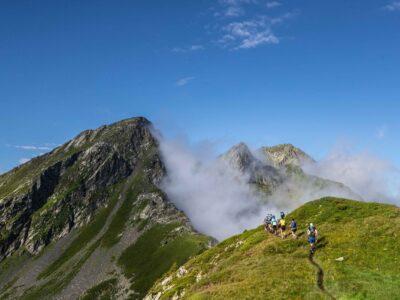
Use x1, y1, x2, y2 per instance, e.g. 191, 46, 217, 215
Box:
291, 221, 297, 228
309, 227, 316, 237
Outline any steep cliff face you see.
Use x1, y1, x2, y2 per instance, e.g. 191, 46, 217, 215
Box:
0, 117, 155, 261
0, 118, 211, 299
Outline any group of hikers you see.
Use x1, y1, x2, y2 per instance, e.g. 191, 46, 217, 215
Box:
264, 212, 318, 254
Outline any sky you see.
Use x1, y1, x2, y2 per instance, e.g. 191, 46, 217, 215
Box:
0, 0, 399, 174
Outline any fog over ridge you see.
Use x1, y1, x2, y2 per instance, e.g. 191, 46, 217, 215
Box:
155, 133, 400, 240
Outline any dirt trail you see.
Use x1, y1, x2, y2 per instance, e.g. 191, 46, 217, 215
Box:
308, 252, 336, 300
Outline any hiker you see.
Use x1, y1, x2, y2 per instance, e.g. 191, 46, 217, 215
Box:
279, 217, 286, 239
264, 214, 272, 232
290, 219, 297, 238
307, 223, 318, 254
271, 216, 278, 234
280, 211, 285, 219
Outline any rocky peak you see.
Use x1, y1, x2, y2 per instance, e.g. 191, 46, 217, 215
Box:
260, 144, 315, 168
220, 143, 284, 190
220, 142, 255, 172
0, 116, 159, 261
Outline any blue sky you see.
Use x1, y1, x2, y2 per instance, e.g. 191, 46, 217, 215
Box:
0, 0, 399, 173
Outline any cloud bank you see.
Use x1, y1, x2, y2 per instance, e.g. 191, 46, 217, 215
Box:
302, 147, 400, 205
156, 134, 399, 240
158, 137, 267, 240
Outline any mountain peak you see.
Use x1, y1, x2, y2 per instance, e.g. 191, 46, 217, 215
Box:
260, 143, 315, 167
221, 142, 255, 172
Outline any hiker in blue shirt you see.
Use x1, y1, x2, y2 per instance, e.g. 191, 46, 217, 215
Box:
290, 219, 297, 239
307, 223, 318, 254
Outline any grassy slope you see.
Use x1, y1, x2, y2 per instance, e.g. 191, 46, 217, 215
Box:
79, 227, 210, 300
118, 223, 211, 299
146, 198, 400, 300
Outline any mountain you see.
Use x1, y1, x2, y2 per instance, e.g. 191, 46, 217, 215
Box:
0, 117, 366, 299
260, 144, 315, 168
220, 142, 361, 202
220, 143, 283, 190
0, 117, 212, 299
145, 197, 400, 299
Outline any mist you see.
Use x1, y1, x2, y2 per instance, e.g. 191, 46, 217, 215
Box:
157, 136, 268, 240
302, 147, 400, 205
156, 134, 400, 240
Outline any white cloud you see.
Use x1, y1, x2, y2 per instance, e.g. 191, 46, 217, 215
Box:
220, 18, 279, 49
19, 158, 30, 164
218, 0, 256, 17
157, 136, 267, 240
225, 5, 244, 17
10, 145, 52, 151
270, 12, 296, 24
266, 1, 282, 8
172, 0, 296, 51
172, 45, 204, 53
155, 129, 400, 240
302, 147, 400, 205
176, 76, 195, 87
214, 0, 296, 50
375, 125, 388, 139
383, 2, 400, 11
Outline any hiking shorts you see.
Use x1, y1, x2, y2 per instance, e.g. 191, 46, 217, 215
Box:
291, 228, 297, 233
308, 236, 316, 244
281, 225, 286, 231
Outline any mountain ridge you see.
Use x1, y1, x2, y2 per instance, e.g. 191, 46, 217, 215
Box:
0, 117, 367, 299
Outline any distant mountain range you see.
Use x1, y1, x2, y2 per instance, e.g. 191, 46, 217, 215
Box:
221, 141, 361, 205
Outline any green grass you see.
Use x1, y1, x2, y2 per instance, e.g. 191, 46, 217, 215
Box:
37, 183, 123, 279
118, 223, 211, 299
101, 175, 150, 248
80, 278, 119, 300
290, 198, 400, 299
146, 197, 400, 300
